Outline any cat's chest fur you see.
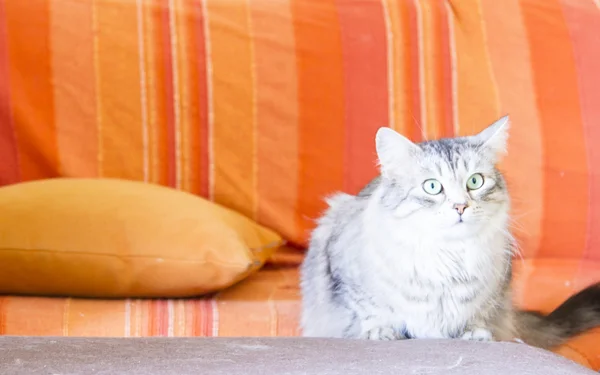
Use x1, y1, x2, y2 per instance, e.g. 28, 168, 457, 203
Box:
360, 235, 502, 339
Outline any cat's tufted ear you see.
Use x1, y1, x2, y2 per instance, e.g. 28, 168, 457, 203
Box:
469, 115, 510, 161
375, 127, 420, 177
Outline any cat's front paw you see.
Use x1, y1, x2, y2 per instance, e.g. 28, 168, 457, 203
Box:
461, 328, 493, 342
360, 327, 398, 341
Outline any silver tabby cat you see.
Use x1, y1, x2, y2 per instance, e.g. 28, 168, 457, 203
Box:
300, 116, 600, 349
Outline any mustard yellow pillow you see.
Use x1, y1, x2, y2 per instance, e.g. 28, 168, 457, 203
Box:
0, 178, 283, 298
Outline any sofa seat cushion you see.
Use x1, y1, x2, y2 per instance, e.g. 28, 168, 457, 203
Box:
0, 337, 596, 375
1, 254, 599, 370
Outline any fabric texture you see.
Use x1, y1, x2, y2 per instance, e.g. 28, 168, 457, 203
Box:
0, 0, 599, 371
0, 252, 599, 369
0, 178, 282, 297
0, 337, 597, 375
1, 0, 599, 255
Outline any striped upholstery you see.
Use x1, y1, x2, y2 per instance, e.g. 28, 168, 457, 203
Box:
1, 0, 600, 254
0, 247, 304, 337
0, 0, 600, 370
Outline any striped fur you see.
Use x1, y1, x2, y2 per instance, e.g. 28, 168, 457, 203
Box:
516, 283, 600, 349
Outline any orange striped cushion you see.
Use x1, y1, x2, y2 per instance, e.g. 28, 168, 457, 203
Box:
0, 258, 598, 369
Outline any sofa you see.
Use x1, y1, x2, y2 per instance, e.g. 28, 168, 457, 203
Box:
0, 0, 599, 372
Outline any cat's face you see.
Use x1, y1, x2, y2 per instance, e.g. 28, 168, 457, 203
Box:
375, 116, 510, 240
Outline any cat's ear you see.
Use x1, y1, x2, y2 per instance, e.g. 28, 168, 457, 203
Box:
375, 127, 420, 176
470, 115, 510, 160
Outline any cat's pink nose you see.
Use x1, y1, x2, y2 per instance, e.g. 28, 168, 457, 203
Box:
453, 203, 468, 215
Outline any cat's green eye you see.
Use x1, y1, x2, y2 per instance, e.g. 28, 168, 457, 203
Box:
423, 179, 443, 195
466, 173, 484, 190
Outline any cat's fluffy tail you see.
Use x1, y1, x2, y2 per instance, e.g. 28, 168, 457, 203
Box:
516, 282, 600, 349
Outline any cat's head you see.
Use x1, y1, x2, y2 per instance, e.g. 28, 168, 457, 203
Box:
375, 116, 510, 240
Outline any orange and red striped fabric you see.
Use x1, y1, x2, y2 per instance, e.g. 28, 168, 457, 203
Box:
0, 246, 305, 337
1, 0, 600, 369
2, 0, 600, 257
0, 255, 599, 369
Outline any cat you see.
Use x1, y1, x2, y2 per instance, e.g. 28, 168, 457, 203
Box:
300, 116, 600, 349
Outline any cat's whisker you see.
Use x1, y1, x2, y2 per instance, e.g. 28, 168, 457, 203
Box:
488, 221, 525, 264
506, 215, 529, 234
506, 223, 528, 236
410, 114, 428, 141
508, 217, 527, 228
509, 209, 537, 220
